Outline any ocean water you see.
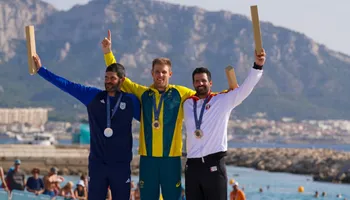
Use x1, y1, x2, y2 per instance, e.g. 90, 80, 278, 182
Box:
31, 166, 347, 200
0, 163, 349, 199
1, 138, 349, 199
225, 167, 349, 200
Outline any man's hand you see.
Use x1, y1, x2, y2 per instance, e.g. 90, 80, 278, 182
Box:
101, 30, 112, 54
33, 54, 42, 71
255, 48, 266, 66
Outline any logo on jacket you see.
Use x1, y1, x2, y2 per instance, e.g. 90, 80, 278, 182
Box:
100, 99, 105, 104
210, 166, 217, 172
205, 104, 211, 110
120, 102, 126, 110
139, 180, 144, 188
167, 89, 172, 98
176, 181, 181, 187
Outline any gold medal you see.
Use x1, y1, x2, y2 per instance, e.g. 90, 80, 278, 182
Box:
152, 120, 160, 129
194, 129, 203, 139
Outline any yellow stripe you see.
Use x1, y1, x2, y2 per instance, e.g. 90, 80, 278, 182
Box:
168, 104, 184, 156
138, 110, 147, 155
169, 85, 195, 156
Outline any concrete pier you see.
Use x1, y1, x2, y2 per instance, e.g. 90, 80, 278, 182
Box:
0, 145, 89, 175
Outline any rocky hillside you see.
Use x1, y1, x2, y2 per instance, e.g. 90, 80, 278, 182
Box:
1, 0, 350, 121
0, 0, 56, 62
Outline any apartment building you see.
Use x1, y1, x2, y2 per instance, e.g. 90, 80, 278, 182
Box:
0, 108, 49, 126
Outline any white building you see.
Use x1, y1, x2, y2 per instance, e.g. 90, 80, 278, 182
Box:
0, 108, 50, 126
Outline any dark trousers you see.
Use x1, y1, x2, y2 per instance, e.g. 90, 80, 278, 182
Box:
185, 152, 227, 200
88, 161, 131, 200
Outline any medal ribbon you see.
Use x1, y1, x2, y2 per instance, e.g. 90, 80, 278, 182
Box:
106, 93, 123, 128
193, 96, 210, 130
153, 93, 165, 122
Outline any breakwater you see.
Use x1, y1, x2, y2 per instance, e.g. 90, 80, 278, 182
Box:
1, 145, 349, 184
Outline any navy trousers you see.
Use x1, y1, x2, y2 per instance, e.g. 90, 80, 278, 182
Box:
88, 161, 131, 200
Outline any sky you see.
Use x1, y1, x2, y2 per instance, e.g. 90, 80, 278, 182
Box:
42, 0, 349, 55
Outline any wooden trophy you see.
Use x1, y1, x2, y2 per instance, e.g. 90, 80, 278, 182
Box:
225, 66, 238, 90
25, 25, 37, 75
250, 5, 263, 53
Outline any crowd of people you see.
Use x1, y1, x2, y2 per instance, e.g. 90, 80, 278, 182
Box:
314, 191, 346, 199
0, 160, 187, 200
3, 160, 347, 200
0, 160, 87, 199
0, 159, 243, 200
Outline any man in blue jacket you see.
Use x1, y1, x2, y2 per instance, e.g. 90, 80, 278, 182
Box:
32, 54, 140, 200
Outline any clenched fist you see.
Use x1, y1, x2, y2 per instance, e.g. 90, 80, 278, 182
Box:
255, 48, 266, 67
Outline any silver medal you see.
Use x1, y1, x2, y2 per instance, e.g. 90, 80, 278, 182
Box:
104, 128, 113, 137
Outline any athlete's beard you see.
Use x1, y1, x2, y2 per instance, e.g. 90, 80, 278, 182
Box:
105, 80, 121, 93
195, 85, 209, 97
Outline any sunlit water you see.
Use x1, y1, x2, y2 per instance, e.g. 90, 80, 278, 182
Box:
34, 166, 348, 200
1, 138, 349, 199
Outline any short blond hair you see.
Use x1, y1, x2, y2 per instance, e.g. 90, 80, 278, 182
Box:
152, 57, 172, 70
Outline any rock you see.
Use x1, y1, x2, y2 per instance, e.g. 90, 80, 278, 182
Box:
62, 168, 69, 176
224, 148, 350, 185
256, 161, 265, 170
2, 145, 350, 185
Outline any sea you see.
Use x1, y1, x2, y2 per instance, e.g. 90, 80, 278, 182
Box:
1, 167, 348, 199
1, 138, 349, 199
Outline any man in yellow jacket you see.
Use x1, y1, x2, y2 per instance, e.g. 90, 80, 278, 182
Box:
101, 30, 194, 200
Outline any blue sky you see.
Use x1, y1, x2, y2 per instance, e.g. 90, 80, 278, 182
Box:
42, 0, 349, 55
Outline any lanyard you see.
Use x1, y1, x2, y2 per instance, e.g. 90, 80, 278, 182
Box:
106, 93, 123, 128
193, 96, 210, 130
153, 93, 165, 121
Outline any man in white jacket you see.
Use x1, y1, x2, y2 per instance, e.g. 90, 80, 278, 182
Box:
183, 49, 266, 200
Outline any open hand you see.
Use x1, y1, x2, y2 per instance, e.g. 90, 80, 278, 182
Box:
101, 30, 112, 54
255, 48, 266, 66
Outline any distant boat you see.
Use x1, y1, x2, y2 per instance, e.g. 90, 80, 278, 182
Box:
15, 133, 57, 146
5, 131, 16, 138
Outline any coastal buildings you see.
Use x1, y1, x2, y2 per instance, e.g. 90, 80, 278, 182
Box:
0, 108, 50, 127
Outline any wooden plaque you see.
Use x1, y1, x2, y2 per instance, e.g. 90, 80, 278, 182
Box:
225, 66, 238, 90
250, 5, 263, 53
25, 25, 37, 75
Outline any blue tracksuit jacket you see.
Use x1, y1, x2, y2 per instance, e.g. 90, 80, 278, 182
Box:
38, 67, 140, 165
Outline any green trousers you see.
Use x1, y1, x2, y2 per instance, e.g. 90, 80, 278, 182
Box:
139, 156, 182, 200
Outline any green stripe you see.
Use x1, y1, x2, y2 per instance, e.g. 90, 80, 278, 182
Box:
162, 89, 181, 157
141, 90, 154, 156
